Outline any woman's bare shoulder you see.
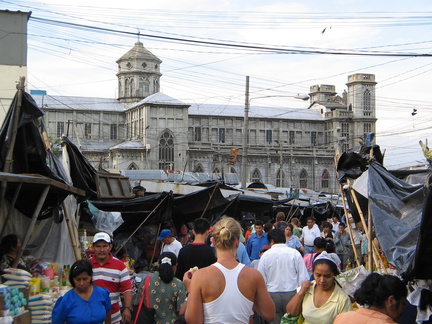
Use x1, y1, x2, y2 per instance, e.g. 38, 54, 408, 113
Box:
240, 266, 264, 280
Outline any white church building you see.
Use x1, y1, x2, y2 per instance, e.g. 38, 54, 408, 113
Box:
31, 42, 377, 193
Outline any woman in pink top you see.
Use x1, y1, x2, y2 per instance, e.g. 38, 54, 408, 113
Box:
183, 216, 275, 324
334, 273, 407, 324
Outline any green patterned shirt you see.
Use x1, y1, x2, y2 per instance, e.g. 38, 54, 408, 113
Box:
149, 272, 187, 324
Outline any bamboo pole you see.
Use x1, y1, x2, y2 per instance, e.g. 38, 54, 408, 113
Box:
348, 183, 387, 273
368, 208, 373, 273
200, 183, 219, 219
63, 201, 81, 260
0, 78, 25, 222
114, 195, 169, 255
338, 184, 362, 267
13, 185, 50, 267
150, 223, 162, 269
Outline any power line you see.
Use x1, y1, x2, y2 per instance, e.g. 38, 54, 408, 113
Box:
30, 16, 432, 58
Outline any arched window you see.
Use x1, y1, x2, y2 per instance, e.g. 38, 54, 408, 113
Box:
125, 79, 129, 97
144, 79, 150, 94
299, 169, 308, 188
130, 78, 135, 97
251, 169, 261, 183
159, 130, 174, 170
194, 164, 204, 173
213, 167, 220, 173
128, 163, 138, 170
138, 78, 144, 97
364, 89, 371, 116
276, 168, 285, 187
321, 169, 329, 189
154, 79, 159, 92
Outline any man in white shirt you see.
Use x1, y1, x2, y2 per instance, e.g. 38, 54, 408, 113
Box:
258, 229, 309, 324
301, 217, 321, 254
331, 215, 340, 233
157, 229, 182, 257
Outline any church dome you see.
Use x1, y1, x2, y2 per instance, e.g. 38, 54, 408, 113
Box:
116, 41, 162, 63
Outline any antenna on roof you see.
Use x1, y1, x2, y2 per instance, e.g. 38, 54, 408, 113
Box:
137, 28, 140, 42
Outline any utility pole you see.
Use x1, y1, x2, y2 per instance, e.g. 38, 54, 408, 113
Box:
241, 76, 249, 189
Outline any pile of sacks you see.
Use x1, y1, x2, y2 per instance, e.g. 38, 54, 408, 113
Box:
2, 268, 31, 290
28, 294, 54, 324
0, 268, 30, 317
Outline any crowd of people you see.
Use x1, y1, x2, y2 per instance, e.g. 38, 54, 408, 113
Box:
0, 211, 413, 324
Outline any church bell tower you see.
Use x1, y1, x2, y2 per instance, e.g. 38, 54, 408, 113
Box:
116, 42, 162, 104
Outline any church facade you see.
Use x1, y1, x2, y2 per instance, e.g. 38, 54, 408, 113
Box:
32, 42, 377, 194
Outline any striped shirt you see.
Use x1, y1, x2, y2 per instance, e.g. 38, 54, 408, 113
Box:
90, 254, 133, 324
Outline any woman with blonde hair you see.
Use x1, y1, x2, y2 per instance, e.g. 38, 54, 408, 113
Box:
183, 216, 275, 324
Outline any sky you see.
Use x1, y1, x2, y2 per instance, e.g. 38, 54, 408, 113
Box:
2, 0, 432, 169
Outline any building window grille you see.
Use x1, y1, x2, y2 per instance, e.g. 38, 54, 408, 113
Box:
289, 131, 295, 145
276, 169, 284, 187
266, 130, 272, 144
311, 132, 317, 146
110, 124, 118, 140
299, 169, 308, 188
194, 164, 204, 172
195, 127, 202, 142
85, 123, 91, 139
251, 169, 261, 182
321, 169, 329, 189
364, 89, 371, 116
159, 131, 174, 170
57, 122, 64, 138
219, 128, 225, 143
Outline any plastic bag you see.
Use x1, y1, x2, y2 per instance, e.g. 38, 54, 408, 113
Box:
91, 211, 124, 237
336, 265, 369, 297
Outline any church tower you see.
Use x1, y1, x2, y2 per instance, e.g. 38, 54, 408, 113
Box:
116, 42, 162, 103
346, 73, 377, 147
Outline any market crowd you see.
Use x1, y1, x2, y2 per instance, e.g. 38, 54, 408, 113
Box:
0, 211, 414, 324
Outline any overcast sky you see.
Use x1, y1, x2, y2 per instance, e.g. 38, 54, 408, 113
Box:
2, 0, 432, 169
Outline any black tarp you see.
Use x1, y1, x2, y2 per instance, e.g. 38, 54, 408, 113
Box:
0, 92, 68, 183
171, 185, 230, 226
367, 161, 424, 278
88, 185, 278, 229
224, 194, 275, 220
0, 92, 72, 218
337, 150, 429, 279
61, 137, 98, 202
411, 178, 432, 280
89, 192, 173, 232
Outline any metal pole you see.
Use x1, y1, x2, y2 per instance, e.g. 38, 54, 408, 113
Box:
241, 76, 249, 189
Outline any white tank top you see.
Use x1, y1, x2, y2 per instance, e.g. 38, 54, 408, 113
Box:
203, 262, 254, 324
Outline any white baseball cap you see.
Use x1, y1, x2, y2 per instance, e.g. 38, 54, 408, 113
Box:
93, 232, 112, 244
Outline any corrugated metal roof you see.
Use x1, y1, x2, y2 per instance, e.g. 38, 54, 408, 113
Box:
30, 92, 323, 120
32, 94, 126, 112
188, 103, 324, 120
110, 140, 145, 149
128, 92, 187, 109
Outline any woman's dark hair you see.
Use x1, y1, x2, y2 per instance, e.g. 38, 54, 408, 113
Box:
158, 252, 177, 283
338, 222, 346, 228
313, 258, 339, 276
0, 234, 19, 254
325, 241, 336, 253
354, 273, 407, 307
285, 223, 294, 231
69, 259, 93, 288
314, 237, 327, 250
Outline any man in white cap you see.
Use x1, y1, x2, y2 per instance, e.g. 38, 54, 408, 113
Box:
158, 229, 182, 257
90, 232, 133, 324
